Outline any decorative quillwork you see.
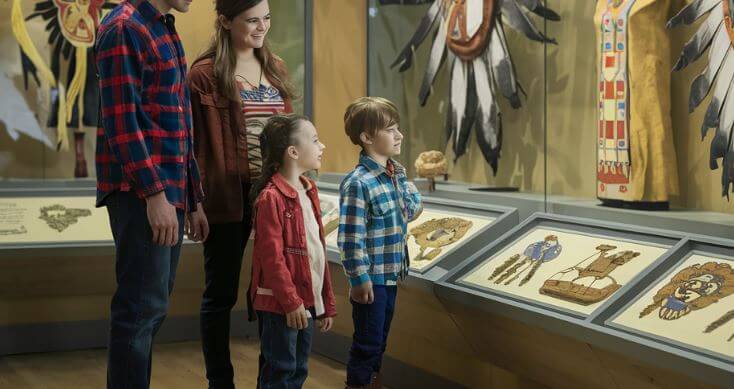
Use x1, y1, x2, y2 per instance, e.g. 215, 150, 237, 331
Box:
406, 209, 494, 271
39, 204, 92, 232
612, 254, 734, 358
639, 262, 734, 321
0, 197, 111, 244
540, 244, 640, 305
597, 0, 636, 199
410, 217, 473, 262
461, 228, 669, 316
488, 235, 562, 286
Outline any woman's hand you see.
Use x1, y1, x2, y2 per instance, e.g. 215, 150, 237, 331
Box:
185, 202, 210, 242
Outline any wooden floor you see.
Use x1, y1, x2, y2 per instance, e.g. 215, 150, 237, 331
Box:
0, 338, 347, 388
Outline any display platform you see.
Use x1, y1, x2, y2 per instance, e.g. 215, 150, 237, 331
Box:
603, 236, 734, 368
436, 213, 733, 387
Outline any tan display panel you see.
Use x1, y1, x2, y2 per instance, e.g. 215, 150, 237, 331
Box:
407, 209, 494, 271
323, 200, 496, 272
0, 196, 110, 244
318, 192, 340, 238
611, 252, 734, 360
460, 227, 670, 316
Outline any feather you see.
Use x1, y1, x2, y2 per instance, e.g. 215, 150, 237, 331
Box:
448, 56, 468, 159
709, 75, 734, 176
519, 258, 543, 286
667, 0, 721, 28
418, 14, 448, 105
390, 0, 443, 72
488, 21, 521, 108
514, 0, 562, 21
673, 10, 723, 71
452, 58, 478, 161
500, 0, 556, 44
489, 254, 521, 280
703, 48, 734, 131
704, 310, 734, 334
689, 24, 730, 112
473, 56, 502, 174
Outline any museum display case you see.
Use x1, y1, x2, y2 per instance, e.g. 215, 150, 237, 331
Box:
0, 0, 309, 182
0, 0, 311, 356
330, 2, 734, 385
436, 213, 733, 387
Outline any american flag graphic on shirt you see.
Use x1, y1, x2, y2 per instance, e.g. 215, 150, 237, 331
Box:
239, 84, 286, 179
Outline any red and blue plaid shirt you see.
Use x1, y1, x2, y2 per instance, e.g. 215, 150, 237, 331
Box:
95, 0, 203, 210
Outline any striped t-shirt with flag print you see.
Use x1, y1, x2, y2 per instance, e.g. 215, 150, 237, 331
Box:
238, 81, 287, 179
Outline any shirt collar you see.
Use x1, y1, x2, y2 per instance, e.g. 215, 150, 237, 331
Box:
359, 152, 402, 178
271, 173, 314, 199
130, 0, 174, 25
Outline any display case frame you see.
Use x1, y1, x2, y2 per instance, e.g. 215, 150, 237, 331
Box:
436, 213, 734, 386
317, 180, 519, 285
600, 235, 734, 370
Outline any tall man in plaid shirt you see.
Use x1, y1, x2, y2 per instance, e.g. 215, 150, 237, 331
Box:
338, 97, 422, 388
95, 1, 208, 387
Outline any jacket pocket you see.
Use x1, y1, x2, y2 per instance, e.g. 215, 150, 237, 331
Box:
198, 92, 230, 134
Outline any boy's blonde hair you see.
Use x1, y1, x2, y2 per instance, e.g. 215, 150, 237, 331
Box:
343, 97, 400, 147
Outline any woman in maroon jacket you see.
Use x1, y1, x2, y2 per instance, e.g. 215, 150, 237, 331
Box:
250, 114, 336, 387
186, 1, 295, 387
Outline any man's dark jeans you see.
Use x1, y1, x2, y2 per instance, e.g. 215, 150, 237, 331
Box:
105, 190, 184, 389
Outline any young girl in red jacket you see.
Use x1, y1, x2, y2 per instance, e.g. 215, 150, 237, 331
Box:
249, 114, 337, 388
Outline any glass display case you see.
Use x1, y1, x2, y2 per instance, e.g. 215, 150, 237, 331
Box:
0, 0, 310, 182
0, 0, 312, 356
363, 1, 734, 386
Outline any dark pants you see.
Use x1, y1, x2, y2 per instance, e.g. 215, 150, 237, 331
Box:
346, 285, 398, 386
201, 188, 252, 389
106, 190, 184, 389
257, 311, 313, 389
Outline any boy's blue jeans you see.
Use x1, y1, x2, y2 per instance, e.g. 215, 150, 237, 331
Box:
347, 285, 398, 386
257, 310, 314, 389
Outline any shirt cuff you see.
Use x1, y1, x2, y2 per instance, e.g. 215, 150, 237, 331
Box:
137, 181, 166, 199
348, 272, 372, 287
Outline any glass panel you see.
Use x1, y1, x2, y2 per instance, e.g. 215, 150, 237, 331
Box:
546, 0, 734, 220
0, 0, 307, 181
367, 0, 547, 194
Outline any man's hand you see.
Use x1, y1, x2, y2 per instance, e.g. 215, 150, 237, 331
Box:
350, 280, 374, 304
286, 304, 309, 330
146, 191, 179, 247
317, 317, 334, 333
185, 202, 209, 243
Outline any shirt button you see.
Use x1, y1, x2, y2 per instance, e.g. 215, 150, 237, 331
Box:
178, 106, 183, 112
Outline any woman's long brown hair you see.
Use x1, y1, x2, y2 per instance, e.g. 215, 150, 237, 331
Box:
194, 0, 298, 101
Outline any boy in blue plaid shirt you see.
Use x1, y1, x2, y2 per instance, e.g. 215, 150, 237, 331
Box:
338, 97, 422, 388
